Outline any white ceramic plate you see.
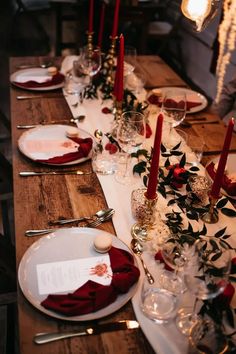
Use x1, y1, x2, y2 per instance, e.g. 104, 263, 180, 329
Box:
206, 153, 236, 200
10, 68, 64, 91
18, 125, 93, 166
18, 228, 139, 321
149, 87, 208, 114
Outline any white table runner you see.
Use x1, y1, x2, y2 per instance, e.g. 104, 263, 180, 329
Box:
63, 83, 236, 354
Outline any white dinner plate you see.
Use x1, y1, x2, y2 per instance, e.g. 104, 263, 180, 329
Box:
206, 153, 236, 200
10, 68, 64, 91
18, 124, 93, 166
18, 228, 139, 321
148, 87, 208, 114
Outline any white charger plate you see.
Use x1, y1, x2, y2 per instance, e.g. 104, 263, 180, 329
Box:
148, 87, 208, 114
10, 68, 64, 91
18, 124, 93, 166
18, 228, 139, 321
206, 153, 236, 200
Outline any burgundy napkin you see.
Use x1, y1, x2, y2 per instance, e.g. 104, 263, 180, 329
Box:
36, 137, 93, 164
147, 94, 202, 111
206, 161, 236, 196
13, 72, 65, 88
41, 246, 140, 316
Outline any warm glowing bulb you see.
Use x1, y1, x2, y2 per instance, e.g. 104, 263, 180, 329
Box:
181, 0, 212, 31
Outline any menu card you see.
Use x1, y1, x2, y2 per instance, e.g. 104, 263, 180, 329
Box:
36, 255, 112, 295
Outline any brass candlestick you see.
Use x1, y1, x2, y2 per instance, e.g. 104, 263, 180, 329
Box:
131, 188, 158, 242
86, 31, 94, 54
201, 195, 219, 224
105, 36, 117, 85
111, 99, 123, 137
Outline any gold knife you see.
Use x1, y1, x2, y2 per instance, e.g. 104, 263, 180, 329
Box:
17, 94, 64, 100
34, 320, 139, 344
20, 170, 93, 176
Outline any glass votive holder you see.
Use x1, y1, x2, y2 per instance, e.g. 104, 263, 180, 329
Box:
131, 188, 158, 242
188, 175, 212, 206
141, 277, 179, 324
92, 141, 119, 175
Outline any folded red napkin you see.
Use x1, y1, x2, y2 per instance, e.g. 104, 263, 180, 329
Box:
206, 162, 236, 196
147, 94, 202, 111
36, 137, 93, 164
13, 72, 65, 88
41, 246, 140, 316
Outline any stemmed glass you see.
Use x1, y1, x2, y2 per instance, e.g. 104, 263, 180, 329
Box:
124, 45, 137, 76
176, 235, 231, 336
78, 46, 102, 87
161, 90, 187, 146
115, 111, 146, 185
159, 234, 197, 295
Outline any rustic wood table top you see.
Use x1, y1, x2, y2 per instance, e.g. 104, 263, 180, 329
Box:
10, 55, 236, 354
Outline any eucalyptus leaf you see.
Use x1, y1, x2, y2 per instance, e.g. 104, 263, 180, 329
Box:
215, 227, 227, 238
216, 198, 228, 208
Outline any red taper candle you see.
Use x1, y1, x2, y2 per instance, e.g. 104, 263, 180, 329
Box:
210, 117, 235, 199
88, 0, 94, 33
112, 0, 120, 38
98, 2, 105, 48
146, 113, 164, 200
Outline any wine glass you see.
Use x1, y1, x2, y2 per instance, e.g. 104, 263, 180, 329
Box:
115, 111, 146, 185
159, 234, 197, 295
176, 235, 231, 336
78, 46, 102, 86
64, 60, 88, 102
161, 90, 187, 141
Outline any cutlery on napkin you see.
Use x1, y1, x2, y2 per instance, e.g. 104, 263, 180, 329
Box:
41, 247, 140, 316
34, 320, 140, 344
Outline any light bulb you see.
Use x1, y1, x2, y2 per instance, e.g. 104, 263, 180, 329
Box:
181, 0, 221, 32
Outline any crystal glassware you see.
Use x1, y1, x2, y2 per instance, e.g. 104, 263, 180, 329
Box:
176, 235, 231, 336
78, 46, 102, 86
161, 90, 187, 129
115, 111, 146, 185
131, 188, 158, 242
187, 175, 212, 206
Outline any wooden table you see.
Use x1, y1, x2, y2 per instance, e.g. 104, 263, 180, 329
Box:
10, 55, 236, 354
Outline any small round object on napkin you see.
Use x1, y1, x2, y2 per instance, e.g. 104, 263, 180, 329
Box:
94, 234, 112, 253
66, 127, 80, 138
47, 66, 58, 76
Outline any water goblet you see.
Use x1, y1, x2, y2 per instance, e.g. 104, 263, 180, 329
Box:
64, 60, 88, 100
115, 111, 146, 185
78, 46, 102, 87
124, 45, 137, 76
186, 135, 205, 166
141, 273, 180, 324
159, 234, 197, 295
176, 235, 231, 336
161, 90, 187, 143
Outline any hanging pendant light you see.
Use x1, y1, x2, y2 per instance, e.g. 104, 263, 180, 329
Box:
181, 0, 221, 32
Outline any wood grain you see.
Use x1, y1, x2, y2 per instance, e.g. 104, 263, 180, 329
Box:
11, 56, 236, 354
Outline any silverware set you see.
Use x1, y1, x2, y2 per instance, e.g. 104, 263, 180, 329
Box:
17, 115, 85, 129
25, 208, 115, 237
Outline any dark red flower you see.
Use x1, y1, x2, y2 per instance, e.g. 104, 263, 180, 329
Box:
154, 251, 173, 271
102, 107, 112, 114
231, 257, 236, 274
105, 143, 118, 154
214, 282, 235, 307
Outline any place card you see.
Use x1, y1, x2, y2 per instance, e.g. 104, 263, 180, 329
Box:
36, 255, 112, 295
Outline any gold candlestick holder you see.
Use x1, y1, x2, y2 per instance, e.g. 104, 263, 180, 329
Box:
105, 36, 117, 85
131, 188, 158, 242
86, 31, 94, 55
111, 99, 123, 137
201, 195, 219, 224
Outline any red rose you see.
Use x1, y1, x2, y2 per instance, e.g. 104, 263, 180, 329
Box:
173, 166, 187, 181
154, 251, 173, 271
214, 282, 235, 307
102, 107, 112, 114
105, 143, 118, 154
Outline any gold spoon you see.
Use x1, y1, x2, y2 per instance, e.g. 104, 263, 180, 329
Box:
131, 239, 155, 284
